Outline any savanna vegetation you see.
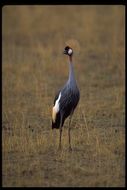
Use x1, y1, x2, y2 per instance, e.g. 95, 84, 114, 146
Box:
2, 5, 125, 187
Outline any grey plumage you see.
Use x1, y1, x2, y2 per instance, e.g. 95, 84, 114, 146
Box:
52, 46, 80, 150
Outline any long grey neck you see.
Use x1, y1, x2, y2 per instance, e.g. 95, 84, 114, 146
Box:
67, 56, 76, 85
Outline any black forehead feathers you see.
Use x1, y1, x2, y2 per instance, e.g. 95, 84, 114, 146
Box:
65, 46, 71, 50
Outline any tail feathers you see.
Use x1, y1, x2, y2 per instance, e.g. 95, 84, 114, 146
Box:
52, 111, 60, 129
52, 121, 60, 129
52, 119, 65, 129
52, 112, 66, 129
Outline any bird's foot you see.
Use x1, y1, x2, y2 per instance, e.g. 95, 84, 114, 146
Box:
58, 145, 62, 151
68, 146, 72, 152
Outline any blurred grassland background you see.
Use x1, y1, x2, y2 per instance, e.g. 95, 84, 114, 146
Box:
2, 5, 125, 187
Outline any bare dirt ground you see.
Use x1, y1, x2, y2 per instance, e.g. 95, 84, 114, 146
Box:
2, 5, 125, 187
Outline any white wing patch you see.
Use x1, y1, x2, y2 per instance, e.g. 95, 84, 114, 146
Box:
52, 92, 61, 123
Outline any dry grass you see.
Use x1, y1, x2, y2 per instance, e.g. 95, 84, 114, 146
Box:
2, 5, 125, 187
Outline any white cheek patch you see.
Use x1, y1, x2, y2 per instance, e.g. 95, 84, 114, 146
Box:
52, 92, 61, 123
68, 48, 73, 55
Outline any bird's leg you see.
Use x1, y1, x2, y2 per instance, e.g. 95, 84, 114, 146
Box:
59, 128, 62, 150
68, 115, 72, 151
58, 115, 63, 150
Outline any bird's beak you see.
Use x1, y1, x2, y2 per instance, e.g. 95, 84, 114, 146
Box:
63, 50, 67, 54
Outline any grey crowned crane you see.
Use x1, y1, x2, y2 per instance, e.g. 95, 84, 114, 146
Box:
52, 46, 80, 150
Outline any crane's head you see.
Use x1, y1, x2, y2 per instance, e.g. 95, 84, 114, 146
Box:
63, 46, 73, 56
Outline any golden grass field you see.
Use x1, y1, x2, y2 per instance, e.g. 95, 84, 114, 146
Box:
2, 5, 125, 187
